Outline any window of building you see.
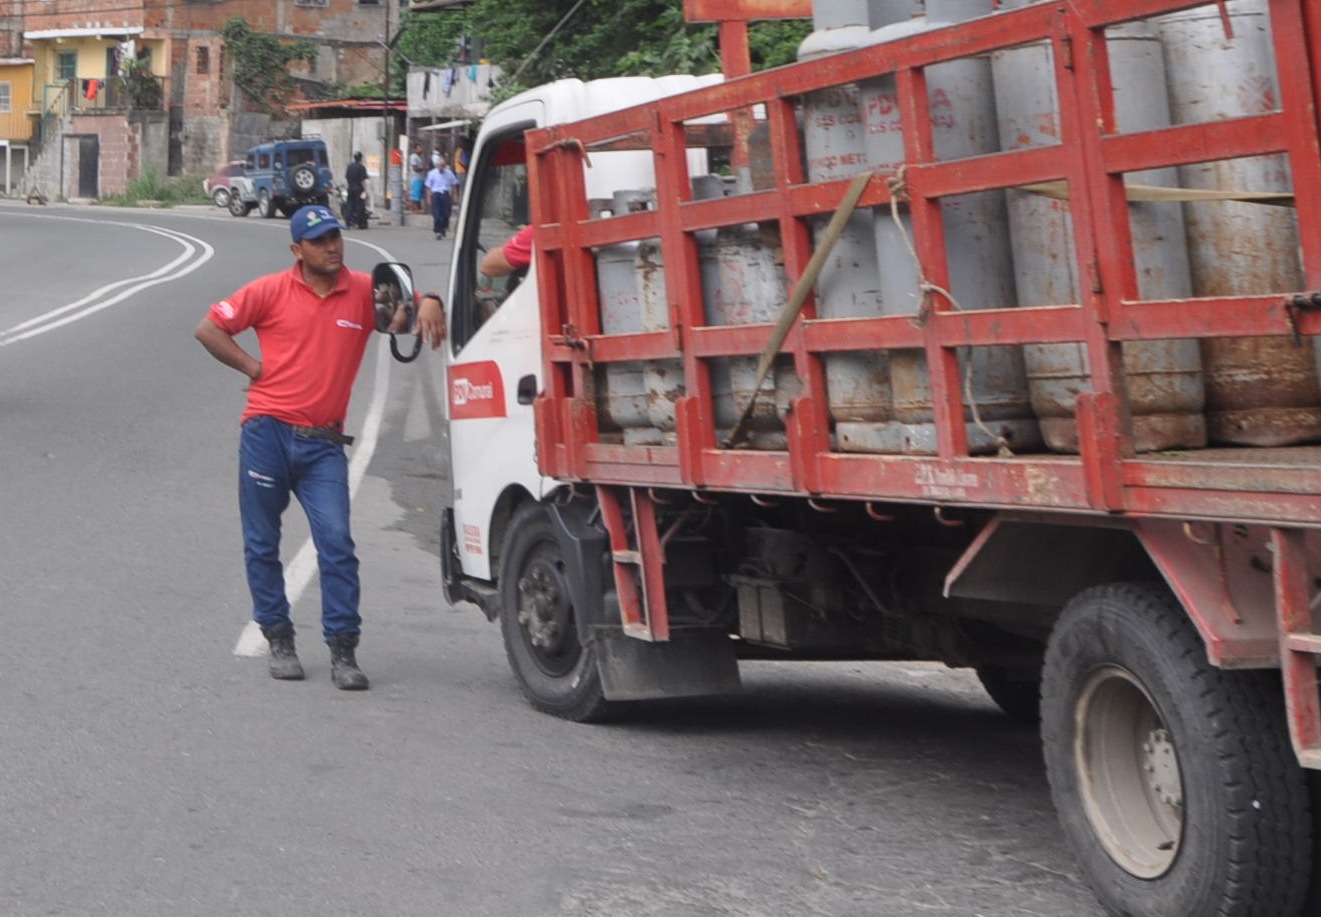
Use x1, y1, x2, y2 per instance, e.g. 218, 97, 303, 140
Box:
57, 52, 77, 81
0, 82, 11, 113
360, 0, 380, 5
294, 0, 328, 6
197, 47, 210, 75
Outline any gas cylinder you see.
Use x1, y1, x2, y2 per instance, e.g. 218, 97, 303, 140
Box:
848, 0, 1040, 455
801, 0, 920, 447
595, 189, 660, 444
991, 6, 1205, 453
701, 219, 800, 448
629, 175, 728, 443
1158, 0, 1320, 446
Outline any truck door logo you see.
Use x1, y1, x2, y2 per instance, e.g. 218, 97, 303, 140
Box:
449, 361, 506, 419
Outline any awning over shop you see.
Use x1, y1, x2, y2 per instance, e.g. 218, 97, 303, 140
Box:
24, 27, 144, 40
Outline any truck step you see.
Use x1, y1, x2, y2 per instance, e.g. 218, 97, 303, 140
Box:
597, 486, 670, 642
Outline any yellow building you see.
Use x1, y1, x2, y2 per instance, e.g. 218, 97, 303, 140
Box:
0, 56, 38, 193
22, 27, 168, 118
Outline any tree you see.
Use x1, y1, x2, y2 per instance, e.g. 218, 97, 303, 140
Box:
399, 0, 808, 100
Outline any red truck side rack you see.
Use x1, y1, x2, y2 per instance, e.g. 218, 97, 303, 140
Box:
528, 0, 1321, 522
523, 0, 1321, 761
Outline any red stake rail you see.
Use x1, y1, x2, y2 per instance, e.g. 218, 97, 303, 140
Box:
527, 0, 1321, 527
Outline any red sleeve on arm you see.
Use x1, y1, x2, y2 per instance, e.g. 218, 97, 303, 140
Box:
209, 271, 279, 334
504, 225, 535, 269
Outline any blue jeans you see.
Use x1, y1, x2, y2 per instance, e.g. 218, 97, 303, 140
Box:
238, 415, 360, 640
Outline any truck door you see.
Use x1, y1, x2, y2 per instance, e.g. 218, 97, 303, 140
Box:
446, 108, 547, 581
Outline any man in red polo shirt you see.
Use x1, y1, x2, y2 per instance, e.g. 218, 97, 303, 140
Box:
195, 204, 445, 690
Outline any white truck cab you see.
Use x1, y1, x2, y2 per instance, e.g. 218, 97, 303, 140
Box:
441, 76, 722, 609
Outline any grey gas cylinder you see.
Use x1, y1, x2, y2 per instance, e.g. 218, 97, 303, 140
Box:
800, 0, 921, 447
700, 221, 800, 448
595, 189, 662, 444
991, 7, 1205, 453
1159, 0, 1321, 446
847, 0, 1040, 455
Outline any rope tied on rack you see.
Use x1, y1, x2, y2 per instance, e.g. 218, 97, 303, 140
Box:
534, 136, 592, 168
887, 164, 1015, 457
886, 166, 958, 329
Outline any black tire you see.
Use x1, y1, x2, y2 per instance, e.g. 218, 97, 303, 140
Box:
258, 189, 276, 219
227, 192, 249, 217
1041, 582, 1311, 917
976, 664, 1040, 723
211, 186, 231, 208
497, 502, 613, 722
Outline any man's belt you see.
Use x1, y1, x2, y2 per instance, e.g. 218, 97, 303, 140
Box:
291, 424, 355, 446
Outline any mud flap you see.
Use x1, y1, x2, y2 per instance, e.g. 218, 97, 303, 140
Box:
594, 628, 741, 701
547, 500, 741, 701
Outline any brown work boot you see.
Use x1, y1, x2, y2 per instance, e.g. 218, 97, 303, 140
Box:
327, 634, 369, 691
261, 624, 305, 680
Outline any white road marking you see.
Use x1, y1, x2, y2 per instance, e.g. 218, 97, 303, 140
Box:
0, 218, 215, 346
234, 236, 408, 657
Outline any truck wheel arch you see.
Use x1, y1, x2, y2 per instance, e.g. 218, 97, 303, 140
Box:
946, 517, 1159, 611
486, 484, 536, 591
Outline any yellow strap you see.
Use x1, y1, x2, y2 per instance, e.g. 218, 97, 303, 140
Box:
1020, 180, 1295, 207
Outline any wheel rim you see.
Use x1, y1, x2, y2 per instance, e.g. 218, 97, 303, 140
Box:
1074, 664, 1184, 878
514, 540, 580, 678
293, 167, 316, 192
213, 188, 229, 207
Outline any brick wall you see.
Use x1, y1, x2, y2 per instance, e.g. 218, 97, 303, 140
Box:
66, 110, 167, 197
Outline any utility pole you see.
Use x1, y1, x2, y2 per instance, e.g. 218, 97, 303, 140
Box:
383, 0, 392, 222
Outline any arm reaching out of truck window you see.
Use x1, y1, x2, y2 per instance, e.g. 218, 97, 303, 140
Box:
479, 225, 534, 278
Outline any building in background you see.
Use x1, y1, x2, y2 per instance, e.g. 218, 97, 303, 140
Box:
0, 0, 398, 201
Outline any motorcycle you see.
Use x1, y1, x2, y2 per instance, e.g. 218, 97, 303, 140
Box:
337, 182, 373, 230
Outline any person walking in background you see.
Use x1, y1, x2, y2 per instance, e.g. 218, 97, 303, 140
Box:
408, 142, 426, 214
193, 205, 446, 690
343, 152, 368, 230
454, 145, 469, 191
425, 155, 460, 240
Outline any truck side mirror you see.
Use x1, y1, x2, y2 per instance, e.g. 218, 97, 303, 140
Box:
372, 262, 423, 363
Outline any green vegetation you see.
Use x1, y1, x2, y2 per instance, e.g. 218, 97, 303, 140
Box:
221, 18, 318, 112
100, 167, 211, 208
396, 0, 809, 102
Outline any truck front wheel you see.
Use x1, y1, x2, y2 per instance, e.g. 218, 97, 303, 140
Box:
498, 503, 613, 722
1041, 582, 1311, 917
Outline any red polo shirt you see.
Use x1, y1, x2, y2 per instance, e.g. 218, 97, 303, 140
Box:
208, 263, 375, 427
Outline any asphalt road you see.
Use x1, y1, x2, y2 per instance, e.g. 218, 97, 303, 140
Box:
0, 200, 1104, 917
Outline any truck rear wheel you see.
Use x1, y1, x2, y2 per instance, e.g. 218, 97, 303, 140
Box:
1041, 582, 1311, 917
498, 503, 613, 722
